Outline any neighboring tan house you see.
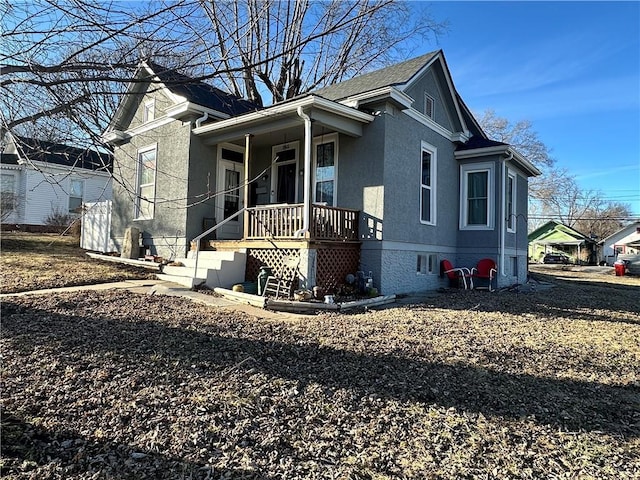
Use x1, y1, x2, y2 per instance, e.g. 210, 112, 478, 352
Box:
103, 51, 540, 294
599, 221, 640, 265
528, 221, 597, 265
0, 133, 112, 231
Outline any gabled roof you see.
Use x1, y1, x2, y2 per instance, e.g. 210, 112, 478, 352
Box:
1, 135, 112, 172
599, 221, 640, 245
145, 61, 258, 116
312, 51, 439, 101
528, 220, 595, 244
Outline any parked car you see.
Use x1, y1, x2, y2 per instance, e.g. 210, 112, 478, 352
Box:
543, 253, 571, 264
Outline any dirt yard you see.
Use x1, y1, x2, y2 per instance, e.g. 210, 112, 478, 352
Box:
0, 233, 155, 294
2, 253, 639, 478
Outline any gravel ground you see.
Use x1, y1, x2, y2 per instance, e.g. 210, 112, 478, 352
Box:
2, 273, 639, 479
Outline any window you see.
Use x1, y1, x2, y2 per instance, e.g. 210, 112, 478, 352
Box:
313, 133, 338, 206
420, 141, 437, 224
424, 93, 435, 119
506, 172, 516, 232
417, 253, 438, 275
460, 163, 494, 230
1, 173, 16, 212
135, 146, 157, 219
68, 179, 84, 213
143, 99, 155, 123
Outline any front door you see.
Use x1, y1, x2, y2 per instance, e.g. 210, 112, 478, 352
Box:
271, 142, 299, 204
216, 146, 245, 239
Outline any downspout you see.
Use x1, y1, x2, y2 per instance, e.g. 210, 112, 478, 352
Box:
500, 151, 514, 277
295, 106, 312, 237
195, 111, 208, 128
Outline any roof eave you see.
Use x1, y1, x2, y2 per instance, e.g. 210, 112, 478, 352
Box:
455, 145, 541, 177
193, 95, 374, 136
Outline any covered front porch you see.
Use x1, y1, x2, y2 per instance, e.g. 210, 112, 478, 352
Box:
191, 95, 373, 244
189, 95, 374, 291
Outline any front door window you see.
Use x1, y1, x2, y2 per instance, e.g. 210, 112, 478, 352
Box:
271, 143, 299, 204
223, 169, 241, 219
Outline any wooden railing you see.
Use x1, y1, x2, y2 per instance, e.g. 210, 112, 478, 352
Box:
246, 203, 359, 241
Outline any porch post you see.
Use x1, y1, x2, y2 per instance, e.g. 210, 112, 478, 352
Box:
297, 107, 312, 238
243, 134, 252, 239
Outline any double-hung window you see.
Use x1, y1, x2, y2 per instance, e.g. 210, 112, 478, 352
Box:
1, 173, 16, 213
420, 141, 437, 225
460, 162, 494, 230
68, 179, 84, 213
313, 133, 338, 206
135, 145, 157, 219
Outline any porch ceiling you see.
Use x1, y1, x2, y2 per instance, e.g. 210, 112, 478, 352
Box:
193, 95, 374, 146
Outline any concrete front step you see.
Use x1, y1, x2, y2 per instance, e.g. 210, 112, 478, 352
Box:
156, 273, 206, 289
157, 250, 247, 290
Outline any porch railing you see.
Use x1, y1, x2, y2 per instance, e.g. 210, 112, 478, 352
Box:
246, 203, 359, 241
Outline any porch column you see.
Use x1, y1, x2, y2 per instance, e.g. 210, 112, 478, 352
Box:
243, 134, 252, 239
297, 107, 312, 238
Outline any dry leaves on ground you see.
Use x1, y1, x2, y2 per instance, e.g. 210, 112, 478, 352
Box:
2, 278, 639, 479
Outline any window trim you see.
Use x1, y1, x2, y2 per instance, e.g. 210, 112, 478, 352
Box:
134, 144, 157, 220
419, 141, 437, 226
424, 93, 435, 119
143, 99, 155, 123
1, 173, 17, 212
312, 132, 338, 206
459, 162, 495, 230
68, 178, 84, 213
417, 253, 438, 275
506, 171, 517, 233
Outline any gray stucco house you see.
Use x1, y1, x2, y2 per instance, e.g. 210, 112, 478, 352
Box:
103, 50, 540, 294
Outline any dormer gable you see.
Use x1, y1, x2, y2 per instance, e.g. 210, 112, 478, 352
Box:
103, 61, 258, 145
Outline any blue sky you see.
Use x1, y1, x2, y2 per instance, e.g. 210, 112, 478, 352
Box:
418, 1, 640, 216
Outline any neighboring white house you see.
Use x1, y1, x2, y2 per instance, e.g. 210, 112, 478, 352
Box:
599, 221, 640, 265
1, 133, 112, 230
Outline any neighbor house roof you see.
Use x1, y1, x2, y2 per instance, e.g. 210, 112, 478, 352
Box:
528, 220, 595, 245
2, 136, 112, 172
145, 61, 258, 117
312, 51, 439, 101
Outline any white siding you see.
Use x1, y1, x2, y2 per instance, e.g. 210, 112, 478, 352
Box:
21, 162, 112, 225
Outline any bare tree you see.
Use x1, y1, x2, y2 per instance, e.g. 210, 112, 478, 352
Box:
476, 110, 635, 233
199, 0, 445, 106
476, 109, 554, 170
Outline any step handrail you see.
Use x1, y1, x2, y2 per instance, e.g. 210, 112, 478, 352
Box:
192, 208, 247, 278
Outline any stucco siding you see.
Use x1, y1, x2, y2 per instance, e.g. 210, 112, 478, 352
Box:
403, 68, 455, 131
111, 119, 191, 258
381, 109, 459, 247
185, 139, 218, 243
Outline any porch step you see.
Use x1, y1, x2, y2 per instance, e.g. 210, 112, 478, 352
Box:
156, 273, 206, 289
156, 251, 246, 290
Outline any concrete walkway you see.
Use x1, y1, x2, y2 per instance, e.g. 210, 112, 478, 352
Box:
0, 279, 308, 320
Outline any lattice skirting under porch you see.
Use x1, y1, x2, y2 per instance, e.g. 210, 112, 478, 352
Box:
315, 246, 360, 290
245, 248, 300, 281
245, 245, 361, 290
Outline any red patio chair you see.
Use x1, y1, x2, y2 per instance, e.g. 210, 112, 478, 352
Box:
441, 259, 473, 289
471, 258, 497, 292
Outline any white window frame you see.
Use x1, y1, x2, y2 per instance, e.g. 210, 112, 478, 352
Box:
420, 141, 437, 225
134, 144, 157, 220
270, 141, 300, 204
424, 93, 435, 119
312, 133, 338, 206
1, 173, 17, 212
417, 253, 438, 275
460, 162, 495, 230
68, 178, 84, 213
143, 99, 155, 123
506, 171, 517, 233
